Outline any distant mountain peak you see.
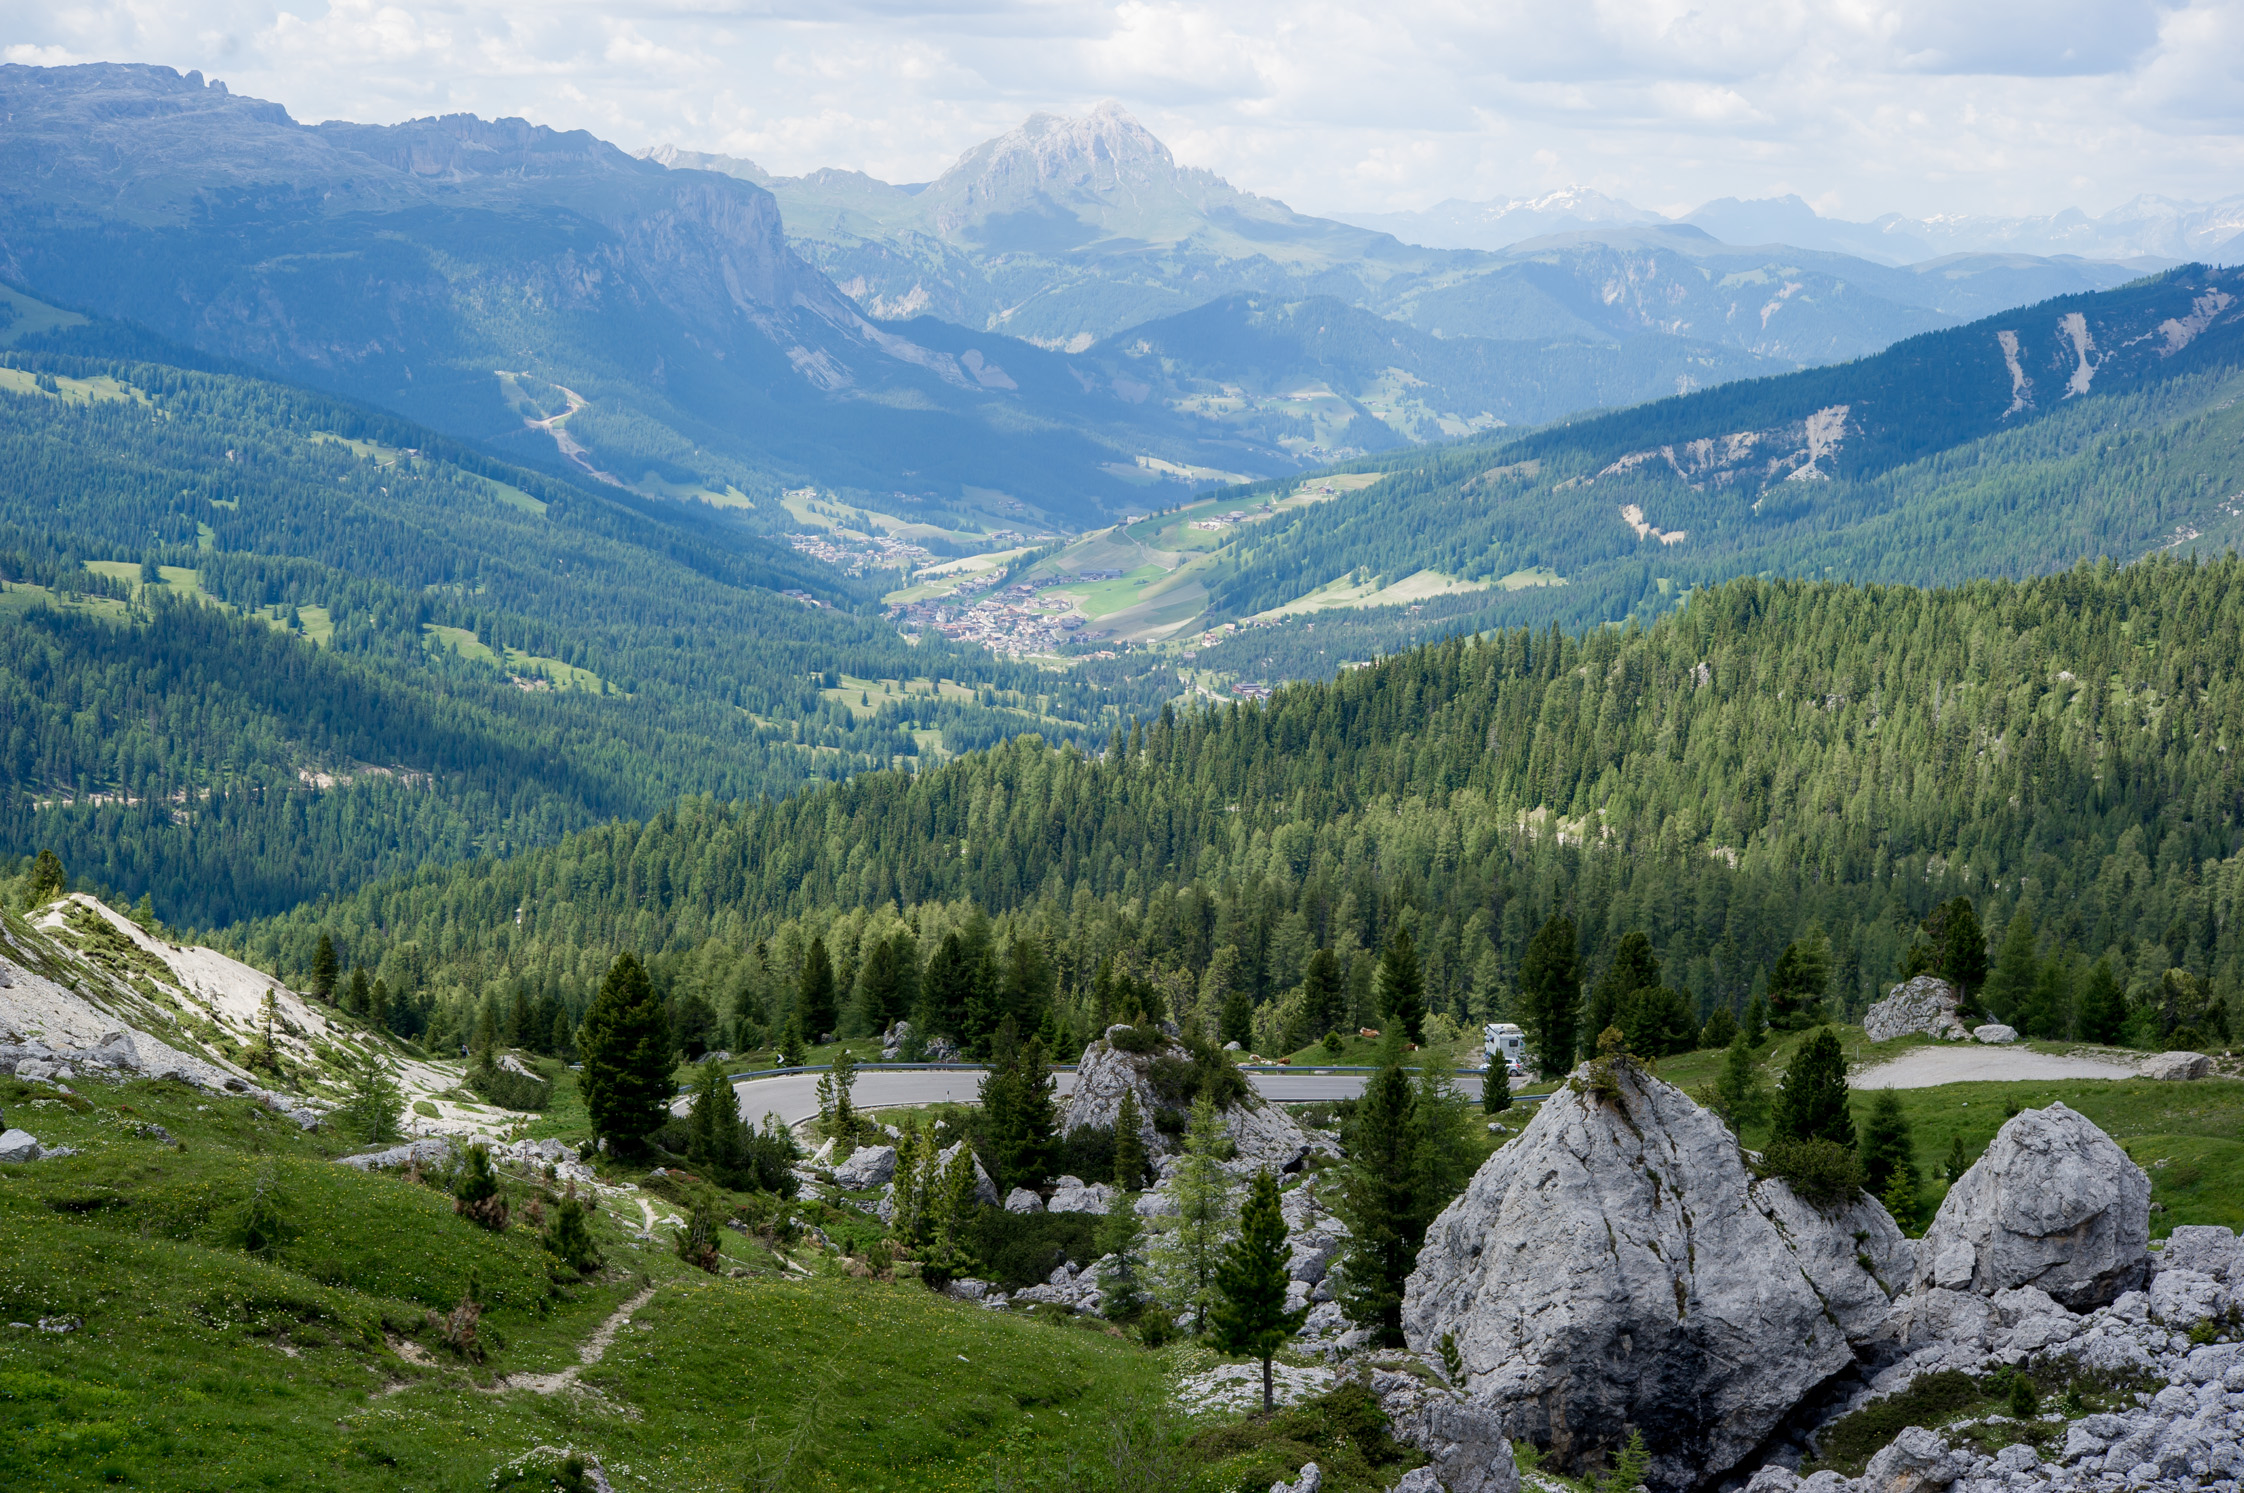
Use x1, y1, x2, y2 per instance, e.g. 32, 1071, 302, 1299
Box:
937, 100, 1178, 209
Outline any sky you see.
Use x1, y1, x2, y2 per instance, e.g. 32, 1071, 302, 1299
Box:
3, 0, 2242, 221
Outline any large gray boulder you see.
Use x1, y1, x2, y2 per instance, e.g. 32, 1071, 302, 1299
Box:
832, 1144, 897, 1191
1910, 1102, 2148, 1310
1401, 1058, 1905, 1491
1370, 1367, 1521, 1493
1863, 977, 1969, 1043
1059, 1027, 1324, 1171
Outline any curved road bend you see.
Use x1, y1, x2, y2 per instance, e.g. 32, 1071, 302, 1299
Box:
722, 1066, 1519, 1128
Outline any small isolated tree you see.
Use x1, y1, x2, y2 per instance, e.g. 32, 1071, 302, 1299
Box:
1857, 1089, 1918, 1198
247, 988, 283, 1074
673, 1185, 723, 1273
1882, 1161, 1925, 1234
921, 1142, 981, 1285
816, 1045, 859, 1145
1379, 929, 1428, 1046
1772, 1028, 1854, 1149
453, 1144, 509, 1231
1211, 1169, 1307, 1411
1097, 1185, 1149, 1321
578, 953, 675, 1156
345, 1050, 404, 1145
1711, 1031, 1767, 1132
1610, 1429, 1651, 1493
545, 1186, 603, 1275
310, 932, 340, 1004
1155, 1098, 1235, 1334
889, 1124, 931, 1246
1482, 1055, 1512, 1115
1942, 1132, 1972, 1182
26, 848, 65, 907
1113, 1087, 1148, 1191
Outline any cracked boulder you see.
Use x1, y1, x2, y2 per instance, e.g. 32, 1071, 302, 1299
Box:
1401, 1058, 1907, 1492
1909, 1102, 2148, 1311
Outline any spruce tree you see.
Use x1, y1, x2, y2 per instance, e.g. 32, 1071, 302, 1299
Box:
343, 966, 370, 1017
1712, 1030, 1767, 1131
2076, 958, 2126, 1043
977, 1020, 1026, 1190
1766, 931, 1832, 1030
1518, 914, 1580, 1077
922, 1143, 980, 1284
1337, 1054, 1423, 1346
1857, 1088, 1917, 1196
1014, 1035, 1059, 1188
1699, 1006, 1739, 1050
1219, 986, 1254, 1049
1482, 1055, 1512, 1114
1097, 1186, 1149, 1321
578, 953, 675, 1155
26, 848, 64, 906
687, 1062, 745, 1182
310, 932, 339, 1003
1378, 930, 1428, 1045
816, 1045, 859, 1146
1301, 947, 1345, 1047
1113, 1087, 1148, 1191
344, 1050, 403, 1144
1155, 1098, 1235, 1334
1210, 1169, 1307, 1411
369, 977, 391, 1034
1772, 1028, 1854, 1148
1981, 912, 2040, 1025
799, 937, 837, 1044
1586, 931, 1660, 1038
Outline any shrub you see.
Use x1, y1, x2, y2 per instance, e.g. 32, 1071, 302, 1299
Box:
1058, 1123, 1117, 1183
1811, 1370, 1981, 1471
673, 1186, 724, 1273
969, 1206, 1100, 1290
465, 1061, 551, 1112
1762, 1138, 1863, 1214
452, 1145, 510, 1232
1110, 1024, 1161, 1054
543, 1190, 602, 1276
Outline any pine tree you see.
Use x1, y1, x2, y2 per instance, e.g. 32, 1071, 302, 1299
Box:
248, 988, 283, 1073
1772, 1028, 1854, 1148
452, 1144, 507, 1231
1766, 930, 1832, 1030
1014, 1035, 1059, 1189
1981, 912, 2040, 1026
799, 937, 837, 1043
816, 1045, 859, 1146
687, 1063, 747, 1184
1378, 929, 1428, 1045
1743, 993, 1769, 1046
777, 1013, 806, 1068
1698, 1006, 1739, 1050
310, 932, 339, 1003
545, 1188, 602, 1275
1587, 931, 1660, 1039
2076, 958, 2126, 1043
1155, 1098, 1235, 1334
578, 953, 675, 1156
1337, 1054, 1423, 1347
1210, 1169, 1307, 1411
1113, 1087, 1148, 1191
1857, 1088, 1917, 1196
343, 965, 370, 1017
344, 1050, 403, 1144
369, 977, 391, 1033
1942, 1133, 1972, 1182
1712, 1030, 1767, 1131
26, 848, 64, 906
1097, 1186, 1149, 1321
1219, 986, 1254, 1049
1518, 914, 1580, 1077
1301, 947, 1345, 1047
1926, 898, 1990, 1010
1482, 1055, 1512, 1114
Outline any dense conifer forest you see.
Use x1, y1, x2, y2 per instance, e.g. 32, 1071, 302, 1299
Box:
0, 347, 1173, 924
235, 558, 2244, 1064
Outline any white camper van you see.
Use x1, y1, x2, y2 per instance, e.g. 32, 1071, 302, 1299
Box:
1484, 1021, 1527, 1075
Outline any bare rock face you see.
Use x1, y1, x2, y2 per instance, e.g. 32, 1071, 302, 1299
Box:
1059, 1027, 1324, 1172
1910, 1102, 2149, 1311
1370, 1367, 1522, 1493
1863, 977, 1969, 1043
1401, 1059, 1903, 1491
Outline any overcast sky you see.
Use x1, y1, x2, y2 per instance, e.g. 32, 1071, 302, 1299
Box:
5, 0, 2241, 220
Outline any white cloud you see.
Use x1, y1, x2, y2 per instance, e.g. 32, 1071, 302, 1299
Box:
1, 0, 2239, 219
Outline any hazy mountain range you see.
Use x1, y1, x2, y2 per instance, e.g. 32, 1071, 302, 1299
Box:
1341, 189, 2244, 266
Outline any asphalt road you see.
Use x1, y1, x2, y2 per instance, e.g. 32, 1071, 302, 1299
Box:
724, 1066, 1508, 1126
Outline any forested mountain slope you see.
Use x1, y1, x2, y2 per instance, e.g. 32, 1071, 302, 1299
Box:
1182, 264, 2244, 678
237, 560, 2244, 1061
0, 333, 1167, 927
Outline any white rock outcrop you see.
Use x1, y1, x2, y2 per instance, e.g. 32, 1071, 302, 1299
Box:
1862, 977, 1970, 1043
1909, 1102, 2148, 1311
1401, 1058, 1907, 1490
1059, 1026, 1327, 1172
1370, 1366, 1522, 1493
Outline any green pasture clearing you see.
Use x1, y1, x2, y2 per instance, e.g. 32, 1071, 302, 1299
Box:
424, 625, 606, 692
0, 366, 145, 406
0, 283, 89, 345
